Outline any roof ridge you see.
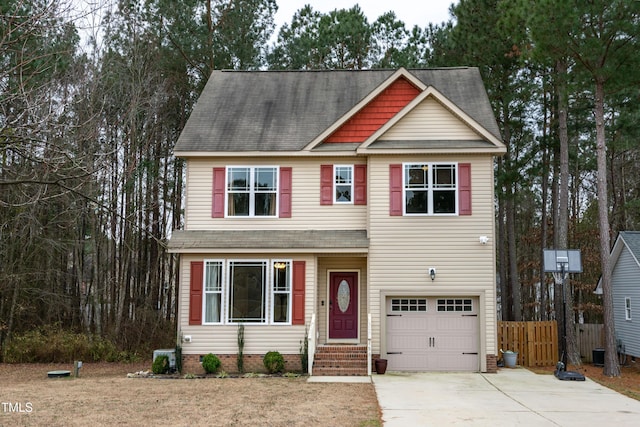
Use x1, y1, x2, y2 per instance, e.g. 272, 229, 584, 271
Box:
218, 67, 473, 73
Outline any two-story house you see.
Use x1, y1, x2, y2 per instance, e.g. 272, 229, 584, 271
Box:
168, 68, 506, 375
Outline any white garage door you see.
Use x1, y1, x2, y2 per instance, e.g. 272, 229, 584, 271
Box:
386, 297, 479, 371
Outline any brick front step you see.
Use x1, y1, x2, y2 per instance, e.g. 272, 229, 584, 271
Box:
313, 367, 368, 376
312, 345, 369, 376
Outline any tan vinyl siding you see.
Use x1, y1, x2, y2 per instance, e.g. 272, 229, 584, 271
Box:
185, 157, 367, 230
178, 254, 316, 355
367, 155, 497, 368
381, 97, 480, 140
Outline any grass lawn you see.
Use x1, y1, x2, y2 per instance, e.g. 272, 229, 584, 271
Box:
0, 362, 382, 427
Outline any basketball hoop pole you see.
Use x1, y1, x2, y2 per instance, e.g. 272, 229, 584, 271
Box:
543, 249, 585, 381
560, 262, 568, 368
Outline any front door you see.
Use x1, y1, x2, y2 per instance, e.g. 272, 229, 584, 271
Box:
329, 272, 358, 340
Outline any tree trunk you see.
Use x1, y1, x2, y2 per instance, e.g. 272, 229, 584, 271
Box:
594, 78, 620, 377
496, 156, 509, 321
555, 59, 580, 366
502, 116, 521, 321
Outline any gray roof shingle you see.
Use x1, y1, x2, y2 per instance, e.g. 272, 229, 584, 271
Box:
174, 68, 502, 153
621, 231, 640, 258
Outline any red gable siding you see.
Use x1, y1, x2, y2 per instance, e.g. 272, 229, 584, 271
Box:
325, 77, 420, 143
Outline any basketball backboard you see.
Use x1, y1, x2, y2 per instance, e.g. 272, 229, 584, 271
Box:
543, 249, 582, 273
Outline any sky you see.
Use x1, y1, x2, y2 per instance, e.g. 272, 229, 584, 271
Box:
273, 0, 458, 31
72, 0, 458, 51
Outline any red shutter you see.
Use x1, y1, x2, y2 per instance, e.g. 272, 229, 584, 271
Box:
389, 164, 403, 216
189, 261, 203, 325
354, 164, 367, 205
458, 163, 472, 216
320, 164, 333, 205
292, 261, 306, 325
279, 167, 292, 218
212, 167, 225, 218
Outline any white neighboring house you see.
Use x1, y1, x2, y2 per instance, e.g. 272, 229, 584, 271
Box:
595, 231, 640, 360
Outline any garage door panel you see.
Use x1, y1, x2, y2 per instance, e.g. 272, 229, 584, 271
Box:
434, 334, 478, 352
387, 316, 431, 331
388, 354, 430, 371
435, 315, 476, 331
388, 334, 428, 351
387, 317, 429, 351
429, 352, 479, 371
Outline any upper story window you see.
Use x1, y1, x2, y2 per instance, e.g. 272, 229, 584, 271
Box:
334, 165, 353, 203
321, 164, 367, 206
404, 163, 457, 215
227, 166, 278, 217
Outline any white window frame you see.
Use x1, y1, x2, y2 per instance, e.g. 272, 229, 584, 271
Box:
202, 260, 225, 325
226, 166, 279, 218
271, 260, 293, 324
227, 260, 268, 324
403, 162, 458, 216
625, 297, 632, 321
334, 165, 354, 204
199, 258, 294, 326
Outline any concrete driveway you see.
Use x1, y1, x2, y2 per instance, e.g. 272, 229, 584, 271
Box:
372, 368, 640, 426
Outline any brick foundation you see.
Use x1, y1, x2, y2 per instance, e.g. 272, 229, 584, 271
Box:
485, 354, 498, 373
182, 353, 302, 375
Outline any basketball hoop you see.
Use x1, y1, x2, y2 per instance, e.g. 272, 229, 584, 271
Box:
543, 249, 584, 380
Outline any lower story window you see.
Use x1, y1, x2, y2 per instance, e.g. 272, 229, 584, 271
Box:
203, 259, 292, 324
204, 261, 223, 323
229, 261, 267, 323
272, 261, 291, 323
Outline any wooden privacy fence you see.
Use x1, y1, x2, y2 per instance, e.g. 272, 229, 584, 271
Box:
576, 323, 604, 363
497, 321, 558, 367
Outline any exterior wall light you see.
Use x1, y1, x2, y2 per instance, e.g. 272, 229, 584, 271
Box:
479, 236, 489, 245
429, 268, 436, 281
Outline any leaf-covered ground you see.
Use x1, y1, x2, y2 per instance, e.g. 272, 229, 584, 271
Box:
529, 360, 640, 401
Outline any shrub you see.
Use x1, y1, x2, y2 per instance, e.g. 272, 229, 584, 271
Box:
2, 326, 125, 363
299, 328, 309, 373
237, 324, 245, 373
175, 344, 182, 374
202, 353, 221, 374
152, 355, 170, 374
263, 351, 285, 374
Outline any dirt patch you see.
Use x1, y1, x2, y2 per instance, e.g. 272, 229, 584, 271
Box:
528, 360, 640, 401
0, 363, 381, 426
